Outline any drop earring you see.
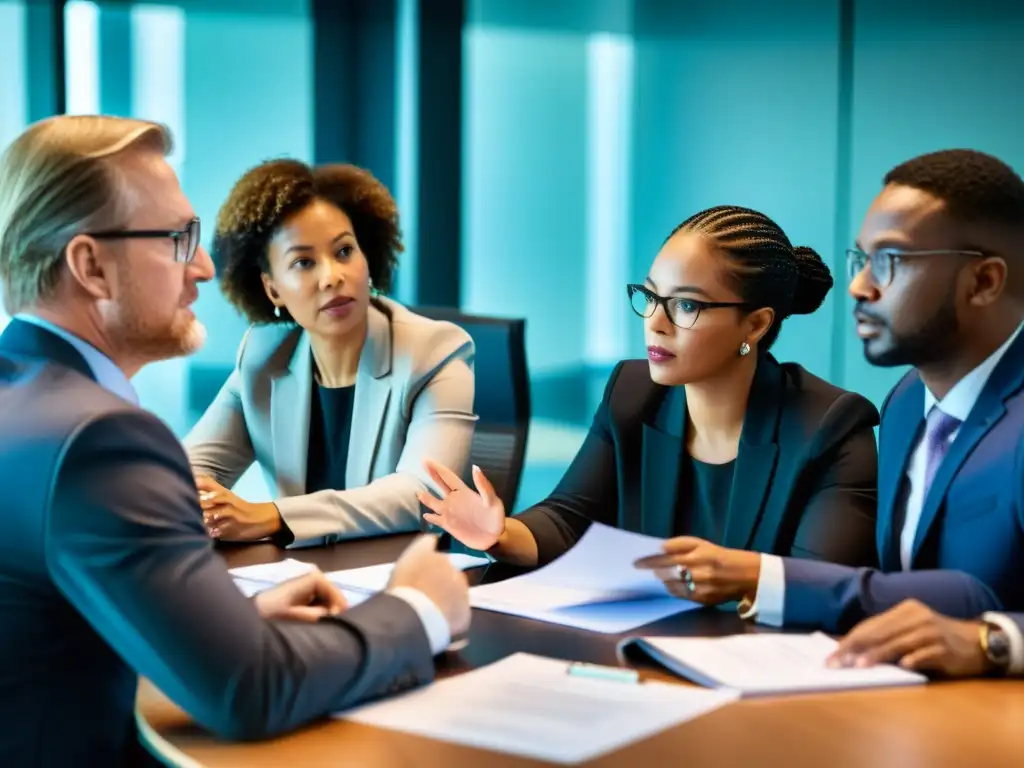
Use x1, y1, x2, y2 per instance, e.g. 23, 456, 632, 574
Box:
274, 306, 281, 318
739, 342, 751, 357
368, 276, 376, 297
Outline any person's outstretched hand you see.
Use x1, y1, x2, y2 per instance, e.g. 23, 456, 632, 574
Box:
417, 460, 506, 551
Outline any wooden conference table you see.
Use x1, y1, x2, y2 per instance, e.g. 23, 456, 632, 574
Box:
137, 533, 1024, 767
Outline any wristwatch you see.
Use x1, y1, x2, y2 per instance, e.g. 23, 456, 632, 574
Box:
980, 622, 1012, 674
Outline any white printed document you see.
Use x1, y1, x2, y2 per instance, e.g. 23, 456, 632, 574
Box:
229, 558, 317, 597
468, 523, 697, 633
326, 553, 489, 596
618, 632, 928, 697
229, 554, 490, 607
339, 652, 738, 764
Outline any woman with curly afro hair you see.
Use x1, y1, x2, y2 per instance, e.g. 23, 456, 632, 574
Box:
185, 160, 476, 547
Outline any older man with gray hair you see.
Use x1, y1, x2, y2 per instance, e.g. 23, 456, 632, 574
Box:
0, 115, 470, 767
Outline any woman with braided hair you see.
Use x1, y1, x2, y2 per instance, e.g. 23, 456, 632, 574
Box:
421, 205, 880, 610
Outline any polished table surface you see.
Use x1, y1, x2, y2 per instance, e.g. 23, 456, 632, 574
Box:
137, 534, 1024, 767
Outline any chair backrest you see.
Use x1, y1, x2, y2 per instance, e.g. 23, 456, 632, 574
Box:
412, 306, 530, 514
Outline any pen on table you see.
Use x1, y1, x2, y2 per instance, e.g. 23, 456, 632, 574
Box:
565, 662, 641, 684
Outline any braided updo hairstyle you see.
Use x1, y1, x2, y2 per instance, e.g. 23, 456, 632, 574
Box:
213, 159, 402, 324
669, 205, 833, 350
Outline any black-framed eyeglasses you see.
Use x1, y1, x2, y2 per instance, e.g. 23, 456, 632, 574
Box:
846, 246, 983, 288
85, 217, 201, 264
627, 284, 752, 329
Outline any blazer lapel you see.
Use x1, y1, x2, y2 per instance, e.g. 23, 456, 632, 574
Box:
270, 332, 313, 497
346, 302, 393, 488
722, 356, 781, 551
640, 384, 685, 538
910, 333, 1024, 563
877, 379, 923, 571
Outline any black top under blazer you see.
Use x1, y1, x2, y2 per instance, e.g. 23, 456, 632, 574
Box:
517, 355, 881, 568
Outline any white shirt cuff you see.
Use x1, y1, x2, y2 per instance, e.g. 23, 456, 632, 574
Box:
982, 612, 1024, 675
388, 586, 452, 655
739, 554, 785, 627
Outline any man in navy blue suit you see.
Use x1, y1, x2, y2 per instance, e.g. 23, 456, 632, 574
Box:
732, 148, 1024, 676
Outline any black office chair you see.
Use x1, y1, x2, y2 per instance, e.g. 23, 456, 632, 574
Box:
412, 306, 530, 515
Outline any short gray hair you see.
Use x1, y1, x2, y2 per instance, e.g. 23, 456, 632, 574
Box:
0, 115, 173, 313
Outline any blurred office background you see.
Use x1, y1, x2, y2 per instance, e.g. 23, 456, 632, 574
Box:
2, 0, 1023, 510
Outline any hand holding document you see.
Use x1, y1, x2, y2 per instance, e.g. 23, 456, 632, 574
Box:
469, 523, 699, 633
618, 632, 927, 697
339, 652, 738, 764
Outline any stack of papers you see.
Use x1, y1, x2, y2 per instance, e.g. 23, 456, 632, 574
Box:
618, 632, 928, 696
230, 559, 318, 597
327, 553, 489, 596
339, 652, 738, 763
230, 554, 490, 607
469, 523, 698, 633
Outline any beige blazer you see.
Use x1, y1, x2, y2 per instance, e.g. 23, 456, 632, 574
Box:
184, 296, 476, 547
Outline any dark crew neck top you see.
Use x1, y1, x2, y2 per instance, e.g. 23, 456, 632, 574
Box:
673, 456, 736, 543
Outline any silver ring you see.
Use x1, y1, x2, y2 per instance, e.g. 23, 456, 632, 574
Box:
675, 565, 696, 594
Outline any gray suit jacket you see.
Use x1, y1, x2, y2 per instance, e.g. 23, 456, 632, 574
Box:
185, 297, 477, 546
0, 319, 435, 767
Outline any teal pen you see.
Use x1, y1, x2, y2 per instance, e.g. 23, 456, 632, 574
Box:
565, 662, 641, 684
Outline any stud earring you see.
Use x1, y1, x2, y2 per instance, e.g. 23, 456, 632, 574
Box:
274, 306, 281, 318
739, 342, 751, 357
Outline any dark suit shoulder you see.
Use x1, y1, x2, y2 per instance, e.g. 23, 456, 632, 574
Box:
605, 359, 649, 393
1, 360, 152, 452
777, 362, 880, 448
62, 405, 189, 469
601, 359, 665, 426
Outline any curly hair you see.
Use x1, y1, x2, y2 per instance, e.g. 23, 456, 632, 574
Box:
213, 159, 403, 324
670, 205, 833, 350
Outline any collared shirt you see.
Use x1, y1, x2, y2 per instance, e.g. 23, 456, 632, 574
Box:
14, 313, 139, 405
749, 322, 1024, 658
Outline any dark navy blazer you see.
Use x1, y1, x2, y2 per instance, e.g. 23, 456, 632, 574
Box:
782, 328, 1024, 632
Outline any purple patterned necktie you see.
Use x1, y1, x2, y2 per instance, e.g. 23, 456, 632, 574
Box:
922, 406, 962, 500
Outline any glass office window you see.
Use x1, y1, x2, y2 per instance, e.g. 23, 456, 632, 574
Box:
64, 0, 313, 442
0, 2, 28, 150
0, 0, 28, 331
462, 0, 634, 420
461, 0, 635, 507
